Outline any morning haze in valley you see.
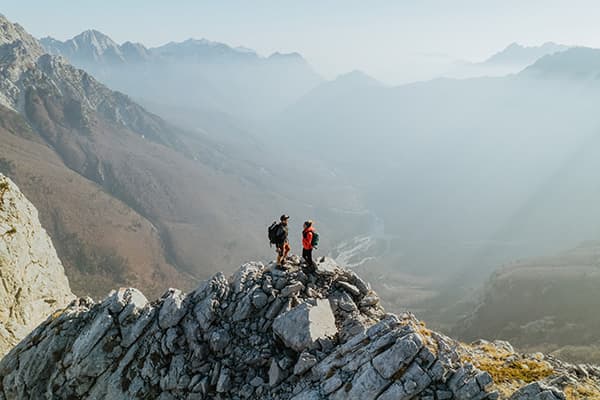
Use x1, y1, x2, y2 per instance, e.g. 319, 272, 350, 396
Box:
1, 1, 600, 399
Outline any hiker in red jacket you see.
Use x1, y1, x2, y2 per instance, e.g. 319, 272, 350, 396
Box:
302, 220, 317, 272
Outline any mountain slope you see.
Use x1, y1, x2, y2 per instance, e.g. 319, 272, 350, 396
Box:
0, 174, 74, 355
455, 241, 600, 364
0, 105, 189, 297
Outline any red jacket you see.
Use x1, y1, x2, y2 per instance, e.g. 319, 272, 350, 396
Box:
302, 227, 315, 250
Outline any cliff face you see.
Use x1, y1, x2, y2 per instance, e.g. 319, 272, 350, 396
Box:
0, 174, 74, 355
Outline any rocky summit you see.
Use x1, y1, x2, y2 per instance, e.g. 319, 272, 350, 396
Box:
0, 174, 74, 356
0, 253, 595, 400
0, 256, 495, 400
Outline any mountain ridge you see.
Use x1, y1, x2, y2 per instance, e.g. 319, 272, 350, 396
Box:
40, 30, 313, 66
484, 42, 570, 66
2, 251, 595, 399
38, 28, 323, 119
521, 46, 600, 79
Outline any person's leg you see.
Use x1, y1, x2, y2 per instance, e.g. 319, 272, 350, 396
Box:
276, 245, 283, 266
283, 242, 290, 260
307, 248, 315, 272
302, 248, 309, 264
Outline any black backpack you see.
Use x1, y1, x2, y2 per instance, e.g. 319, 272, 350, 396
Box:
268, 222, 284, 245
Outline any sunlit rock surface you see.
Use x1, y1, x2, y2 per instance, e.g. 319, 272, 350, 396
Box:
0, 174, 74, 356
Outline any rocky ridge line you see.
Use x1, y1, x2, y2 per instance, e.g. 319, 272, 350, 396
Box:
2, 254, 599, 399
0, 253, 503, 399
0, 174, 74, 356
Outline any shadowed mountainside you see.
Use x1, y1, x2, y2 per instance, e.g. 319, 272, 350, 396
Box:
454, 241, 600, 364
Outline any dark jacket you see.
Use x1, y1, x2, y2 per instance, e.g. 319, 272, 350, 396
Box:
277, 224, 289, 245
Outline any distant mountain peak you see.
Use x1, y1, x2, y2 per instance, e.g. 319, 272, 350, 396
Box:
268, 51, 307, 64
182, 37, 220, 46
77, 28, 111, 38
334, 69, 384, 87
0, 13, 45, 59
521, 46, 600, 79
484, 41, 570, 66
269, 51, 301, 58
71, 29, 121, 53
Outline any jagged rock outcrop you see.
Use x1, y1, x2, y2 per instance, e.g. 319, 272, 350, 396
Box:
0, 174, 74, 355
0, 254, 499, 400
1, 253, 599, 399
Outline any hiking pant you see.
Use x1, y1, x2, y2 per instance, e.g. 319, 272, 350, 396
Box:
277, 242, 290, 265
302, 248, 315, 271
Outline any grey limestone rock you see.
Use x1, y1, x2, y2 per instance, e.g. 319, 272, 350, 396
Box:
0, 208, 561, 400
158, 289, 187, 329
272, 299, 337, 352
509, 382, 566, 400
294, 351, 318, 376
0, 174, 74, 356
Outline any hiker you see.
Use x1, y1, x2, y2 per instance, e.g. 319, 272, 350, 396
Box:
302, 220, 319, 273
268, 214, 290, 268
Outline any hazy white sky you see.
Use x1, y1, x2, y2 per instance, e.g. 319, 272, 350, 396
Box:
5, 0, 600, 84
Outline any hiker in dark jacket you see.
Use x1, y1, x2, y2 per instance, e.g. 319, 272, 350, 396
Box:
302, 220, 316, 272
275, 214, 290, 268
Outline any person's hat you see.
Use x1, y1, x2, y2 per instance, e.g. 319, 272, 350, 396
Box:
280, 214, 290, 221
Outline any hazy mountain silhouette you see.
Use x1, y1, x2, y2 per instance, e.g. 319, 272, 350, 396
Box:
484, 42, 569, 66
521, 46, 600, 79
40, 31, 323, 120
445, 42, 570, 79
271, 49, 600, 289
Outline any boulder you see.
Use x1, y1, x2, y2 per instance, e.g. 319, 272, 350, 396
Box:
509, 382, 566, 400
272, 299, 337, 352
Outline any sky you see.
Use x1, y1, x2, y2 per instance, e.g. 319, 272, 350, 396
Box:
5, 0, 600, 84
